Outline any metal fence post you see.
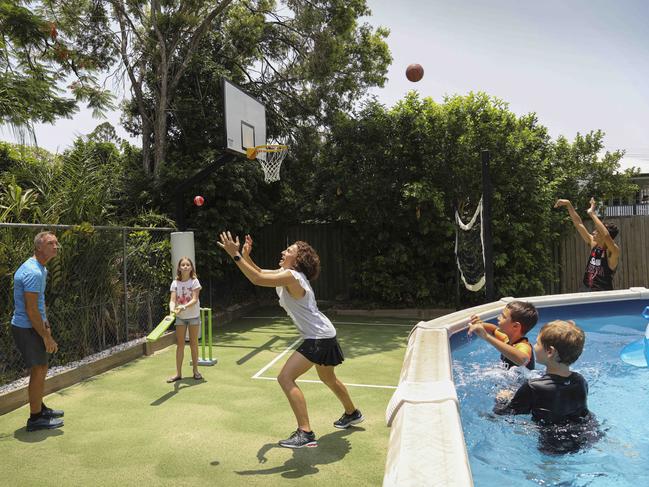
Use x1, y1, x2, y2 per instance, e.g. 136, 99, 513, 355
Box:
123, 228, 129, 340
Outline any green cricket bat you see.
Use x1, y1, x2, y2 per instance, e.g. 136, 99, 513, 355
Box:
146, 313, 176, 342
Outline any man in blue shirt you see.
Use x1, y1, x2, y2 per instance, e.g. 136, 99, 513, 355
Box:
12, 231, 64, 431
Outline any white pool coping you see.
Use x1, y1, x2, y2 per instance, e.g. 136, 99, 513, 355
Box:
383, 287, 649, 487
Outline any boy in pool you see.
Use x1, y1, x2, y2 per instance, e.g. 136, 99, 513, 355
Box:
468, 301, 539, 370
494, 320, 601, 453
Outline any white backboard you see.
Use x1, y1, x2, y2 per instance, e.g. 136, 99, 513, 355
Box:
223, 79, 266, 156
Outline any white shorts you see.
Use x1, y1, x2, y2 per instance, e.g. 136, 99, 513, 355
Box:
176, 317, 200, 326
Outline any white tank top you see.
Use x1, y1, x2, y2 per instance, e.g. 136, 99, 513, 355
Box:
276, 270, 336, 339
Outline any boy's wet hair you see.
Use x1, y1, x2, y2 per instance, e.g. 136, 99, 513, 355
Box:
506, 301, 539, 334
604, 222, 619, 239
539, 320, 585, 365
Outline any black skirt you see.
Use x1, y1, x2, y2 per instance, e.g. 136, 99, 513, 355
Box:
297, 336, 345, 366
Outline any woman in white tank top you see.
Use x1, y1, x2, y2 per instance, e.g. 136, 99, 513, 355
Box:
218, 231, 363, 449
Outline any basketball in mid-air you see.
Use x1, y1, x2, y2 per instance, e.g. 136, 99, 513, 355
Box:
406, 64, 424, 82
193, 195, 204, 207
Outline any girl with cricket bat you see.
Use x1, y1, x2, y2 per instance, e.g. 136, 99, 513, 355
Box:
167, 257, 203, 382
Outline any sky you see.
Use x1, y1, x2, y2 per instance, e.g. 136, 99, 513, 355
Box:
3, 0, 648, 172
364, 0, 649, 171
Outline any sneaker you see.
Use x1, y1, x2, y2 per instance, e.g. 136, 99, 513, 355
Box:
26, 416, 64, 432
278, 429, 318, 449
41, 406, 64, 418
333, 409, 364, 429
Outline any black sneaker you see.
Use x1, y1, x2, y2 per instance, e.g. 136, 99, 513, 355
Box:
333, 409, 364, 429
278, 429, 318, 449
41, 406, 64, 418
26, 416, 64, 432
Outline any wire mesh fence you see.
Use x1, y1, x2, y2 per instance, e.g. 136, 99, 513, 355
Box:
1, 223, 173, 386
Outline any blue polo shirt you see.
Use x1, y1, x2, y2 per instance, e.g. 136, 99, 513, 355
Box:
12, 257, 48, 328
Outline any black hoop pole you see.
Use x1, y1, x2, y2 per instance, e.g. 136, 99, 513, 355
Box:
481, 150, 495, 301
173, 153, 236, 231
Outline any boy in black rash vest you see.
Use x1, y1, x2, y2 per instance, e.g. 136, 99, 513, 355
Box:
468, 301, 539, 370
555, 197, 620, 291
494, 320, 602, 454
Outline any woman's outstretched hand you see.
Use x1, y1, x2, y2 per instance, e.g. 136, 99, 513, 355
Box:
242, 234, 253, 258
217, 231, 241, 258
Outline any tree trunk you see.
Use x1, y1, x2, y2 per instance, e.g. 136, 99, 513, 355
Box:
153, 94, 167, 179
115, 0, 234, 178
152, 26, 170, 180
141, 118, 153, 176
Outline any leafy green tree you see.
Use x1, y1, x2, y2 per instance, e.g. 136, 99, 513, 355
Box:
0, 1, 74, 133
439, 93, 556, 299
304, 92, 636, 306
1, 139, 123, 224
0, 1, 113, 138
47, 0, 390, 180
105, 0, 391, 291
0, 136, 137, 227
547, 130, 638, 212
0, 142, 53, 221
0, 180, 41, 222
311, 94, 453, 305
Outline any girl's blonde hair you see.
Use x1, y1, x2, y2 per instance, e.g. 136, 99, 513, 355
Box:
176, 257, 197, 280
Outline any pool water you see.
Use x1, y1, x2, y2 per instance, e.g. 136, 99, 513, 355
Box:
451, 299, 649, 487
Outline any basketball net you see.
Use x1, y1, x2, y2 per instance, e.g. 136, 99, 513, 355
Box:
246, 144, 289, 182
455, 196, 486, 292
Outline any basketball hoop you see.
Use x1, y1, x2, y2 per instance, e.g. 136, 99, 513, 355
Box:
246, 144, 289, 182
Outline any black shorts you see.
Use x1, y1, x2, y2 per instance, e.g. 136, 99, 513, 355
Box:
297, 337, 344, 366
12, 326, 48, 368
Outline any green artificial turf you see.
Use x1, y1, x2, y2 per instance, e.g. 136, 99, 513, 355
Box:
0, 307, 413, 486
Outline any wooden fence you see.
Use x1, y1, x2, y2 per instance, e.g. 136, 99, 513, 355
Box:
255, 223, 352, 301
558, 216, 649, 293
254, 217, 649, 302
604, 204, 649, 217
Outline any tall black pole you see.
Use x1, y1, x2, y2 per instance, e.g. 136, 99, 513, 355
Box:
481, 150, 495, 302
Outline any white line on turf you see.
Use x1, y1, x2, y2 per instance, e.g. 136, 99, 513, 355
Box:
251, 338, 398, 389
251, 337, 302, 379
252, 376, 397, 389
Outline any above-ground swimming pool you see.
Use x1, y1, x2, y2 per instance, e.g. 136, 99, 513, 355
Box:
451, 298, 649, 487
